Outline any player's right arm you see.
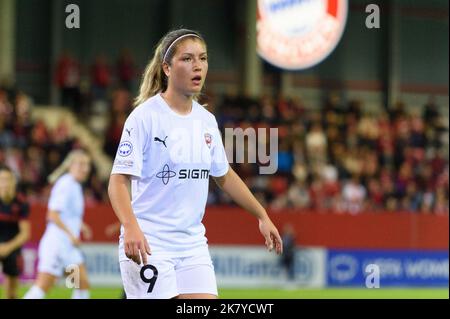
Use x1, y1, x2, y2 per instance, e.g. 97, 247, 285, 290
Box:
47, 210, 80, 246
108, 173, 151, 265
0, 220, 31, 258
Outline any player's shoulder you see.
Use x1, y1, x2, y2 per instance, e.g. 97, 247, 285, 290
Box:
193, 101, 218, 126
53, 173, 77, 190
127, 95, 160, 122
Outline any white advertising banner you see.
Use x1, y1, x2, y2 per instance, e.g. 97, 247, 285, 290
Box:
1, 244, 326, 288
211, 245, 326, 288
80, 243, 122, 286
81, 244, 327, 288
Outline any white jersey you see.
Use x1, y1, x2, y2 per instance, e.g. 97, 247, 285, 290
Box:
111, 94, 229, 259
44, 173, 84, 242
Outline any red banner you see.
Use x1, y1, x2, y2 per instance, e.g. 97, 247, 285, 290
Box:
27, 205, 448, 250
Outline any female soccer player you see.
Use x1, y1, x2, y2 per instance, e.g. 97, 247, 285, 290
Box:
0, 166, 30, 299
108, 29, 283, 299
24, 150, 93, 299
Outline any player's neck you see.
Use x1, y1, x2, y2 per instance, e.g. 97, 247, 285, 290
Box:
160, 90, 193, 115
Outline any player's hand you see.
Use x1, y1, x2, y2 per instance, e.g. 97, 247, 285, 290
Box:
0, 243, 13, 258
123, 223, 151, 265
105, 223, 120, 238
81, 223, 93, 241
258, 217, 283, 255
70, 235, 81, 247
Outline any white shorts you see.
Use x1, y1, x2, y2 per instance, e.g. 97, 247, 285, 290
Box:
37, 233, 84, 277
119, 251, 218, 299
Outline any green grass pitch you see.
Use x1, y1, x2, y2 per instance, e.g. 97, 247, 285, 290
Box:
1, 286, 448, 299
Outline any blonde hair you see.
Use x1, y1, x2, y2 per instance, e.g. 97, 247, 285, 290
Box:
47, 149, 89, 184
134, 29, 206, 106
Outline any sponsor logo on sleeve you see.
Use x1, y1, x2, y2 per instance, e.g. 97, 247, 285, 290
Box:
113, 159, 134, 168
118, 141, 133, 157
125, 128, 133, 137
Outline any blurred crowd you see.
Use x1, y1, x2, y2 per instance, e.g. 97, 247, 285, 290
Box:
208, 94, 449, 215
1, 78, 449, 214
54, 49, 135, 114
0, 86, 107, 204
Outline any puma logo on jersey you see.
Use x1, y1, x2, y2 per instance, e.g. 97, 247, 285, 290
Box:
154, 136, 168, 148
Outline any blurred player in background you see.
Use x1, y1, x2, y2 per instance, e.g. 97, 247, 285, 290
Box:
0, 165, 31, 299
23, 149, 93, 299
108, 28, 283, 299
280, 224, 297, 287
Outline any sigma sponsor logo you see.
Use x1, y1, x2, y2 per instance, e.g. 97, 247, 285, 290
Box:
156, 164, 210, 185
179, 169, 210, 179
257, 0, 348, 70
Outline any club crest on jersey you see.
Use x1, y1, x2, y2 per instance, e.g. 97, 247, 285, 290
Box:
118, 141, 133, 157
204, 133, 212, 149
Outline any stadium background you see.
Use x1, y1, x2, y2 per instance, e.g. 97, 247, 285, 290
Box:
0, 0, 448, 298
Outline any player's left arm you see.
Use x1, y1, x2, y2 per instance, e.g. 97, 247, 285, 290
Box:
213, 167, 283, 255
0, 220, 31, 257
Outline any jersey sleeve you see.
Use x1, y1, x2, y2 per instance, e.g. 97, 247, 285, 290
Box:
111, 110, 147, 178
48, 178, 70, 212
210, 119, 229, 177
